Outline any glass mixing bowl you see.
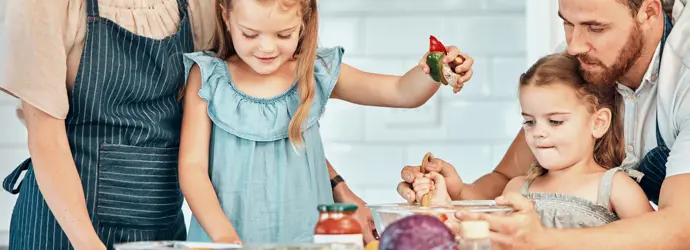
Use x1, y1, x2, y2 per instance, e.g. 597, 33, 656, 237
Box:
367, 200, 513, 234
114, 241, 360, 250
114, 241, 241, 250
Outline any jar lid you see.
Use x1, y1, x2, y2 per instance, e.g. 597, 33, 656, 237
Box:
460, 220, 490, 239
317, 203, 358, 212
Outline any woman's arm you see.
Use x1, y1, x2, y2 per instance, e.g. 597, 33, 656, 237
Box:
178, 65, 241, 244
330, 46, 473, 108
22, 102, 104, 250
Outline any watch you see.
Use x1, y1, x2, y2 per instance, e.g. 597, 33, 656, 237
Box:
330, 175, 345, 189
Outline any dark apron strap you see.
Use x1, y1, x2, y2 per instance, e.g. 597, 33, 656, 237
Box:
637, 13, 674, 205
655, 13, 674, 148
88, 0, 188, 17
2, 158, 31, 194
86, 0, 99, 17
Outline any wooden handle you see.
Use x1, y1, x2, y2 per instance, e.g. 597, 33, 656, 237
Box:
420, 152, 434, 207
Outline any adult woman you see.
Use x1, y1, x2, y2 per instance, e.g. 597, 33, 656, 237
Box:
1, 0, 215, 249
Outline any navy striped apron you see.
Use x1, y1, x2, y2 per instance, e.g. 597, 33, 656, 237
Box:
2, 0, 194, 248
636, 13, 674, 205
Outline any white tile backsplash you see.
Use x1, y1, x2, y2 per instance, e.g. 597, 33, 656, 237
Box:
318, 0, 486, 15
443, 16, 526, 56
0, 0, 534, 245
318, 17, 362, 54
0, 106, 26, 146
442, 100, 522, 140
491, 57, 528, 98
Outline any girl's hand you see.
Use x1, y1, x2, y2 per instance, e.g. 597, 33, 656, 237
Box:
412, 171, 452, 205
398, 157, 464, 203
418, 46, 474, 93
213, 234, 243, 245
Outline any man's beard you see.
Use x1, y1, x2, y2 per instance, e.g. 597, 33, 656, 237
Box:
576, 24, 644, 86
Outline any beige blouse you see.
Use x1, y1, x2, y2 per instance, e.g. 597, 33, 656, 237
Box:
0, 0, 217, 119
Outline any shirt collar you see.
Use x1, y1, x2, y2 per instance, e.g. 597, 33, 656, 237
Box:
616, 41, 662, 95
644, 41, 662, 85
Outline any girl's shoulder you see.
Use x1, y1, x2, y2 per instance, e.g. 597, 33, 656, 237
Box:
504, 176, 528, 195
313, 46, 345, 78
182, 51, 228, 84
183, 51, 226, 73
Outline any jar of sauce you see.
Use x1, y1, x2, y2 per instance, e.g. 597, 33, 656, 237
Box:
314, 203, 363, 247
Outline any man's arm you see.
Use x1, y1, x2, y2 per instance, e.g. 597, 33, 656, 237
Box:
456, 129, 535, 200
542, 174, 690, 249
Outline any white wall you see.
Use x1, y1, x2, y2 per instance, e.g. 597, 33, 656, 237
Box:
0, 0, 561, 246
526, 0, 566, 65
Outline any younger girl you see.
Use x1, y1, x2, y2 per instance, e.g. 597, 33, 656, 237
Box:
178, 0, 473, 245
414, 53, 653, 229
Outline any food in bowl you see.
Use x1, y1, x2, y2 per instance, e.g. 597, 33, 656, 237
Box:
241, 243, 361, 250
113, 241, 242, 250
367, 200, 513, 234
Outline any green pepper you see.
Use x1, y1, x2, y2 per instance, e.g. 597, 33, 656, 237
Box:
426, 35, 466, 86
426, 51, 446, 85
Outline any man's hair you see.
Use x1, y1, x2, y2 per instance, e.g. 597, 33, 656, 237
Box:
618, 0, 644, 15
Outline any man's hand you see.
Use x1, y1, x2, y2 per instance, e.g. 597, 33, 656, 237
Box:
397, 157, 463, 203
454, 193, 552, 250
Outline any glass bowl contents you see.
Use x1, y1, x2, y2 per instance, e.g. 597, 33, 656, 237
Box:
114, 241, 360, 250
367, 200, 513, 234
114, 241, 242, 250
241, 243, 362, 250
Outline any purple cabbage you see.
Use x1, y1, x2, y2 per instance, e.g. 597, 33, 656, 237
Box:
379, 214, 457, 250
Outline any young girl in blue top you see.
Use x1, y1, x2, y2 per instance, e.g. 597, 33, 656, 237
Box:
178, 0, 474, 245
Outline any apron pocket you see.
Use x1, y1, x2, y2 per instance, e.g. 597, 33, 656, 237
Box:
97, 144, 182, 229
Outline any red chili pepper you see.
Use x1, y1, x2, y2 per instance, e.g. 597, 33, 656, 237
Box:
429, 35, 447, 54
437, 213, 449, 223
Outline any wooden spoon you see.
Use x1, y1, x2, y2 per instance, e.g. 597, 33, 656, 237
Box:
420, 152, 434, 207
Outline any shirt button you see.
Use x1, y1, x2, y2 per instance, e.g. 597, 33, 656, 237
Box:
627, 144, 634, 152
631, 95, 637, 101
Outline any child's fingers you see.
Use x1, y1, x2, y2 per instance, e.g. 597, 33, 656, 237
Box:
456, 68, 473, 85
418, 59, 430, 74
416, 189, 430, 202
443, 46, 461, 64
413, 183, 431, 193
412, 178, 431, 189
414, 187, 430, 199
453, 53, 473, 74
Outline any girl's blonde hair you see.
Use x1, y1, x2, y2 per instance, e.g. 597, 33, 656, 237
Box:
520, 53, 625, 180
215, 0, 318, 147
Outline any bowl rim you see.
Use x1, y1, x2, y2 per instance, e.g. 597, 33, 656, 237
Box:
366, 200, 514, 213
